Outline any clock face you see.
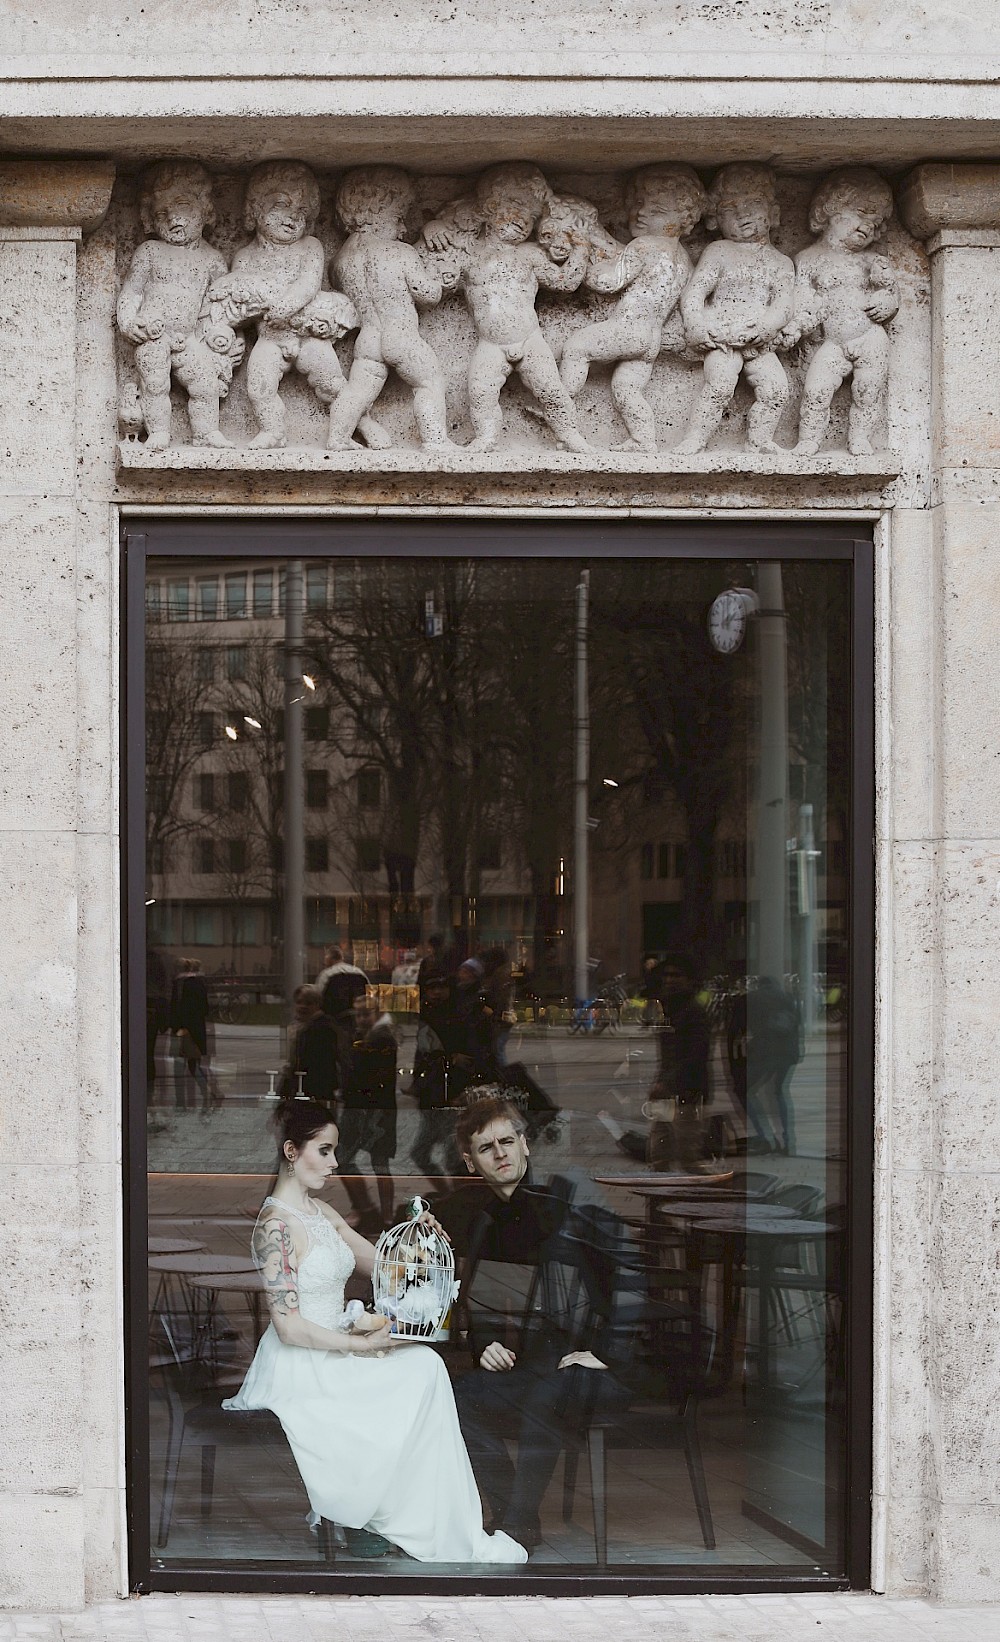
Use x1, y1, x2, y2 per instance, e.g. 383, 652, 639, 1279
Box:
708, 590, 747, 654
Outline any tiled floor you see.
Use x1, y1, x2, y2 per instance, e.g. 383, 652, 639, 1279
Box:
1, 1593, 999, 1641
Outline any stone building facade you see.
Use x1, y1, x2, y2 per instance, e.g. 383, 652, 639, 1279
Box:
2, 0, 1000, 1612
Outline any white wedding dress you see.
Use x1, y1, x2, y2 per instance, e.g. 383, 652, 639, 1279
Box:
223, 1197, 527, 1564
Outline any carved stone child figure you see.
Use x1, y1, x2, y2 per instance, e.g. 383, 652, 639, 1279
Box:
676, 163, 795, 455
784, 168, 898, 456
559, 164, 709, 452
423, 162, 591, 453
327, 166, 453, 451
116, 160, 239, 449
210, 162, 339, 449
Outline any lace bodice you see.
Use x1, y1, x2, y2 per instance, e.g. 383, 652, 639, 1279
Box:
260, 1196, 357, 1331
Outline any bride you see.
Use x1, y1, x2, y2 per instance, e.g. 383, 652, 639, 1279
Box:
223, 1097, 527, 1564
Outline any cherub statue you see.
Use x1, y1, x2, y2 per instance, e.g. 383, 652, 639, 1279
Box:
116, 160, 241, 449
422, 162, 591, 453
204, 283, 389, 450
327, 166, 453, 450
675, 163, 795, 455
209, 161, 380, 450
783, 168, 898, 456
559, 164, 709, 452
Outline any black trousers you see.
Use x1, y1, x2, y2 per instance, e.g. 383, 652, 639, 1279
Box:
454, 1359, 627, 1537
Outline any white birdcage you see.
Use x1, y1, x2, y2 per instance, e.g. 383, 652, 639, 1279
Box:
372, 1197, 460, 1341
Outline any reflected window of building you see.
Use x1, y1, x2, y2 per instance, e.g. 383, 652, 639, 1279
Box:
306, 836, 329, 872
196, 773, 215, 812
194, 836, 215, 873
196, 646, 216, 683
166, 577, 189, 622
227, 771, 250, 813
226, 644, 248, 681
228, 838, 248, 874
253, 569, 274, 618
306, 769, 329, 809
197, 710, 215, 748
196, 576, 219, 621
145, 581, 162, 622
357, 768, 380, 808
657, 841, 670, 879
224, 572, 248, 619
640, 840, 654, 880
306, 565, 329, 612
305, 705, 329, 741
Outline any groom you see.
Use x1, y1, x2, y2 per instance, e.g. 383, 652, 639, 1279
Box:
449, 1092, 627, 1554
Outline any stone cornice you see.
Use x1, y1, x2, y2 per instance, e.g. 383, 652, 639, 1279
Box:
0, 160, 115, 232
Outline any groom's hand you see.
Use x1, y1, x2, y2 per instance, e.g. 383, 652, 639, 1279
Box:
480, 1341, 516, 1372
558, 1351, 607, 1370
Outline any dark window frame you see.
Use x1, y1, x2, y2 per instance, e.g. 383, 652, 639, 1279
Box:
123, 517, 874, 1599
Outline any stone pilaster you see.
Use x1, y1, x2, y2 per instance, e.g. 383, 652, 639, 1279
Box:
881, 164, 1000, 1601
0, 161, 114, 1611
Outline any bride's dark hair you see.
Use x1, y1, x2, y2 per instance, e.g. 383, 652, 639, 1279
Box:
272, 1098, 337, 1157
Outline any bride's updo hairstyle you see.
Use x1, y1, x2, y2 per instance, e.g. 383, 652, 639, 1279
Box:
272, 1098, 337, 1162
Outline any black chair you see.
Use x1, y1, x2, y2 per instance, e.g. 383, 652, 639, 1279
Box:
150, 1314, 338, 1559
541, 1210, 716, 1563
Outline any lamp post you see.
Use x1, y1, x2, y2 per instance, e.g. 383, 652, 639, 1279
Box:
573, 569, 591, 1006
283, 559, 306, 1004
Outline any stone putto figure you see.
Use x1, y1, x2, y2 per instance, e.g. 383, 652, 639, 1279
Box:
209, 161, 350, 449
783, 168, 898, 456
560, 164, 709, 452
116, 160, 241, 449
676, 163, 795, 455
327, 166, 453, 451
423, 162, 591, 453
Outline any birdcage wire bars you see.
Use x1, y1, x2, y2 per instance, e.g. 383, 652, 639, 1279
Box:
372, 1197, 459, 1340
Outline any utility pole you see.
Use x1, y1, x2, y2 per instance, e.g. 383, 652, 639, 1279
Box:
573, 569, 590, 1005
283, 559, 306, 1007
755, 562, 789, 986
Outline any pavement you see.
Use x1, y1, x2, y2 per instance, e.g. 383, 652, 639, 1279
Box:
2, 1594, 999, 1641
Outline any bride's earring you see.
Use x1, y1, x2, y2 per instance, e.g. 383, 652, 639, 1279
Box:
285, 1151, 295, 1177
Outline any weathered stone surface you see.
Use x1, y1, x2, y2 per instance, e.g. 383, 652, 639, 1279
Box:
0, 237, 77, 495
0, 160, 114, 232
900, 163, 1000, 241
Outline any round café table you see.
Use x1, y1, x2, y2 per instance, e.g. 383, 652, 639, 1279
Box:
148, 1236, 205, 1255
187, 1269, 267, 1369
148, 1252, 259, 1348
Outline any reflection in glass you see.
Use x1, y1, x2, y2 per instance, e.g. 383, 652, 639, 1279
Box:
143, 549, 851, 1575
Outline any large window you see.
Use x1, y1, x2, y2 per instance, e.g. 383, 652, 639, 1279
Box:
127, 521, 872, 1592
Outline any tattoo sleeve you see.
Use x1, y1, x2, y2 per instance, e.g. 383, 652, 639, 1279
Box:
252, 1217, 300, 1319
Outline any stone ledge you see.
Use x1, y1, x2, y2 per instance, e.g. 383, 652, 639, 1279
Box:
0, 160, 114, 232
117, 442, 901, 482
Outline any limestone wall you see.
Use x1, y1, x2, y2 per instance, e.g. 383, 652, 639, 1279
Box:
0, 132, 999, 1611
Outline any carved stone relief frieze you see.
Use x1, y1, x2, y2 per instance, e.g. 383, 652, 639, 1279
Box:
114, 157, 907, 463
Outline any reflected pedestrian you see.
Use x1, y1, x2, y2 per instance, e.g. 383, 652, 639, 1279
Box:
646, 953, 712, 1172
747, 976, 802, 1156
170, 957, 213, 1113
337, 993, 398, 1229
289, 983, 340, 1105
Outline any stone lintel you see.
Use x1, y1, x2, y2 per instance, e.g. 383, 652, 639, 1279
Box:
899, 162, 1000, 241
0, 160, 115, 233
117, 442, 901, 480
925, 227, 1000, 255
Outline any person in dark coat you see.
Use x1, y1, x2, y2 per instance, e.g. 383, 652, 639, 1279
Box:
289, 983, 340, 1105
336, 994, 398, 1228
170, 958, 212, 1111
646, 954, 712, 1171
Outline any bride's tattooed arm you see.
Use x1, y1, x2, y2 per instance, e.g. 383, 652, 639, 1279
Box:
252, 1213, 392, 1354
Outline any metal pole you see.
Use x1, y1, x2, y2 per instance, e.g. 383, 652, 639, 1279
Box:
798, 801, 819, 1033
283, 559, 306, 1006
573, 569, 590, 1005
755, 562, 788, 987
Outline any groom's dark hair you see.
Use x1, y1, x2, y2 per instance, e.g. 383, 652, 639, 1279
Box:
455, 1090, 525, 1160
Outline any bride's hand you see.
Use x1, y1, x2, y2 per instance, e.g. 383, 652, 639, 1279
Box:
352, 1310, 390, 1336
349, 1318, 393, 1356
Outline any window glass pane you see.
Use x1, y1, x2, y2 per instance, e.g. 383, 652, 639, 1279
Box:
253, 569, 274, 618
225, 572, 248, 619
306, 565, 328, 611
166, 578, 189, 621
196, 577, 219, 621
143, 544, 857, 1579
